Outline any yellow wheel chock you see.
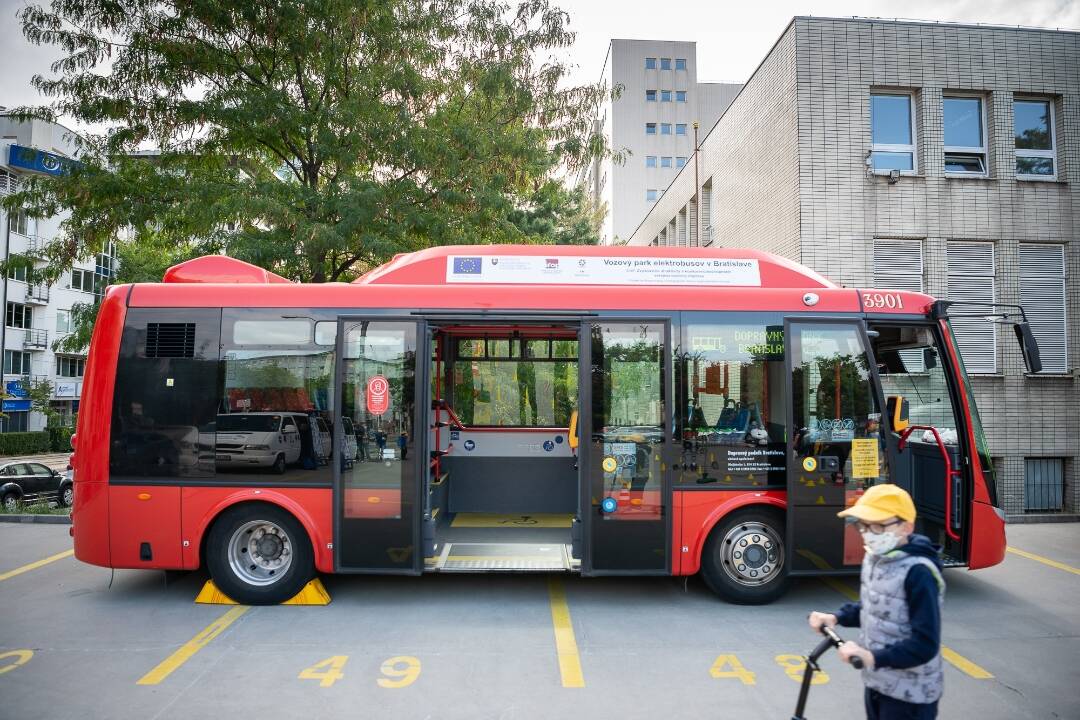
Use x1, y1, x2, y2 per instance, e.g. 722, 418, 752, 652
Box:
195, 577, 331, 605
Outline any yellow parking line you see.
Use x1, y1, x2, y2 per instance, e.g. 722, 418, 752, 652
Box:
1007, 547, 1080, 577
137, 606, 250, 685
797, 549, 993, 679
0, 549, 74, 582
546, 577, 585, 688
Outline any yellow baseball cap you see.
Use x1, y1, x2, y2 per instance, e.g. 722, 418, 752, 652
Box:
837, 483, 916, 523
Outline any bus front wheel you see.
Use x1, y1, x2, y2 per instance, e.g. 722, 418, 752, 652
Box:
206, 503, 315, 605
701, 507, 789, 604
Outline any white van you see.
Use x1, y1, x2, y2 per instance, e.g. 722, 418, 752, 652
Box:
216, 413, 302, 474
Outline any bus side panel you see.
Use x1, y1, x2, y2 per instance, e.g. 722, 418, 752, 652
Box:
967, 501, 1006, 569
72, 285, 129, 568
675, 490, 787, 576
108, 485, 183, 568
181, 487, 334, 574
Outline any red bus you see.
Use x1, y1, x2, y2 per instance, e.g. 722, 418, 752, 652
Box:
70, 245, 1040, 605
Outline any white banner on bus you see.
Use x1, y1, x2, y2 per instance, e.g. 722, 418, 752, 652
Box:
445, 255, 761, 286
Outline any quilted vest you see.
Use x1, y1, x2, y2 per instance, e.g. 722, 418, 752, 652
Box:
858, 548, 945, 704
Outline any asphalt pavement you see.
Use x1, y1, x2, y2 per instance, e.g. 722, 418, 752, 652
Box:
0, 522, 1076, 719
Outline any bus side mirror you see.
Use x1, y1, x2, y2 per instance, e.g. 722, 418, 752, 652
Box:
1014, 322, 1043, 374
923, 348, 937, 370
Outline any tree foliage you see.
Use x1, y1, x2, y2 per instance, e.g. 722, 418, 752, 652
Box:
3, 0, 610, 297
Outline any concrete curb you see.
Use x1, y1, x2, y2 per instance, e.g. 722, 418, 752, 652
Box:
0, 514, 72, 524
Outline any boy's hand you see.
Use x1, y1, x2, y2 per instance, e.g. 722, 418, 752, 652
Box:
838, 641, 875, 670
808, 611, 838, 632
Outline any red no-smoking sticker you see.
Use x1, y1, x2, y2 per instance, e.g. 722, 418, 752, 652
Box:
366, 375, 390, 415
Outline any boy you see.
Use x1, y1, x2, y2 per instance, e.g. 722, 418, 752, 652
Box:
808, 484, 945, 720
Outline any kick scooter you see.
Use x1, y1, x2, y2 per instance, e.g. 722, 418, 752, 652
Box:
791, 625, 863, 720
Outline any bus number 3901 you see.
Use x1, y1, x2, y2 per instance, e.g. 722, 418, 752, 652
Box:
863, 292, 904, 310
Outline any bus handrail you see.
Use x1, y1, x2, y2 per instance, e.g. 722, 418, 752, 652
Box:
897, 425, 961, 541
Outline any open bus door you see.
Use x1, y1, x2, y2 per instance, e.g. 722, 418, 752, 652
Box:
333, 317, 425, 573
785, 318, 895, 574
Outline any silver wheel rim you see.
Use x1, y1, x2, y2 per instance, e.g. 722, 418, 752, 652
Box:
720, 520, 784, 587
227, 519, 294, 587
4, 496, 16, 511
63, 488, 73, 506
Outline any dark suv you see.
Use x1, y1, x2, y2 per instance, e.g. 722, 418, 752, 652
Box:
0, 461, 72, 510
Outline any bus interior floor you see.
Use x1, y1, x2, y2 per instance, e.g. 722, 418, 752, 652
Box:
427, 514, 577, 572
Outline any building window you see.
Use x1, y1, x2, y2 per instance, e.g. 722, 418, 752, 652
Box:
661, 156, 672, 168
646, 156, 657, 168
943, 96, 987, 175
1014, 98, 1056, 178
1024, 458, 1064, 512
4, 350, 32, 375
676, 123, 687, 135
645, 57, 657, 70
870, 92, 917, 172
55, 356, 86, 378
6, 302, 32, 329
1019, 244, 1067, 373
645, 89, 656, 102
660, 58, 671, 70
676, 156, 687, 168
646, 189, 658, 202
660, 123, 672, 135
56, 309, 72, 334
675, 58, 687, 71
8, 210, 30, 237
947, 242, 996, 374
0, 411, 28, 433
70, 268, 97, 293
7, 264, 27, 283
646, 123, 657, 135
676, 90, 687, 102
874, 239, 926, 371
660, 90, 671, 102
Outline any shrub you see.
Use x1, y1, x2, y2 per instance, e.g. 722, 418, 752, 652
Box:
0, 431, 51, 456
47, 426, 74, 452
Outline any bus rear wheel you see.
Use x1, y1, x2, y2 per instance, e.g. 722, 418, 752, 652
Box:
701, 507, 789, 604
206, 503, 315, 605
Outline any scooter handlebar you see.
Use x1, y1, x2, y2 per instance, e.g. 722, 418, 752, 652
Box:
820, 626, 864, 669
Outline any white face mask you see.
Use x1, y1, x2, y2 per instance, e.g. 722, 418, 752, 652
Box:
863, 529, 902, 556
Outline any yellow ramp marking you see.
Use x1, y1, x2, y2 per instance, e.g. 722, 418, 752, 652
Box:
137, 606, 249, 685
796, 550, 993, 679
941, 646, 993, 679
451, 513, 573, 528
1007, 547, 1080, 577
546, 577, 585, 688
0, 549, 73, 583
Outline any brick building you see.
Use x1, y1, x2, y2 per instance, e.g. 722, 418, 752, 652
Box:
623, 17, 1079, 518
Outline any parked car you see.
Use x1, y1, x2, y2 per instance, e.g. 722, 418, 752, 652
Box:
0, 460, 72, 510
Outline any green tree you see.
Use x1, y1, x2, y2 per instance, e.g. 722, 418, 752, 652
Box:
5, 0, 613, 297
20, 378, 57, 426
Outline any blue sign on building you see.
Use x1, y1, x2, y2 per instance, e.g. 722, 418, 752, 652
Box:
7, 144, 73, 177
5, 380, 29, 398
2, 399, 31, 412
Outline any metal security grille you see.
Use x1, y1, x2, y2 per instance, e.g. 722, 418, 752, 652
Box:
947, 242, 997, 374
0, 168, 18, 196
1018, 244, 1067, 374
875, 239, 925, 370
145, 323, 196, 358
1024, 458, 1064, 512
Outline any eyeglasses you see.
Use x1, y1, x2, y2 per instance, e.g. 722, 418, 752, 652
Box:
854, 519, 903, 535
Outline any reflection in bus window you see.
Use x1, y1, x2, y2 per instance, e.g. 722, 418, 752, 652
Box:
591, 323, 664, 520
679, 317, 787, 486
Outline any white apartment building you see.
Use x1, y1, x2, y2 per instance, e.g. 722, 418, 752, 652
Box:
1, 113, 115, 432
579, 40, 741, 244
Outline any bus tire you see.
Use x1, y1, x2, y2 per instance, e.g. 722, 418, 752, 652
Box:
700, 507, 789, 605
206, 503, 315, 605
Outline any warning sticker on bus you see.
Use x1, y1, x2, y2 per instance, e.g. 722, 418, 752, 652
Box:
445, 255, 762, 286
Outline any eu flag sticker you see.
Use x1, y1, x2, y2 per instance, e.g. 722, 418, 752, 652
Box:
453, 257, 483, 274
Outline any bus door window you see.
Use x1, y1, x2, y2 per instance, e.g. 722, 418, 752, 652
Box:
870, 324, 965, 550
789, 322, 887, 569
678, 314, 787, 488
591, 323, 664, 519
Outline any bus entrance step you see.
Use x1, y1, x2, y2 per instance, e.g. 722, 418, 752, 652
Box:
429, 543, 572, 572
194, 578, 331, 605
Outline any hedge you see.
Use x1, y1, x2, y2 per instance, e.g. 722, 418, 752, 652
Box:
0, 431, 52, 456
48, 426, 75, 452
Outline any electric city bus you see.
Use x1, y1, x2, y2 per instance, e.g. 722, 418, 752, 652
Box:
69, 245, 1041, 605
